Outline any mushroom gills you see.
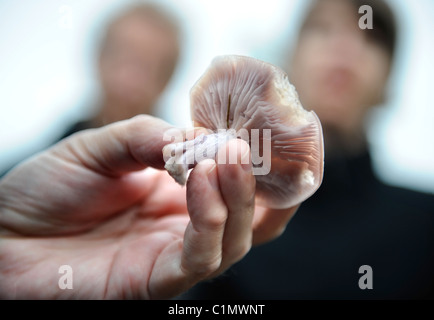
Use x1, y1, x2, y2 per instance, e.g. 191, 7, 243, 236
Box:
164, 55, 324, 209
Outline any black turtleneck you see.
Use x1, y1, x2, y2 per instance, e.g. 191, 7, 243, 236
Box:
181, 152, 434, 299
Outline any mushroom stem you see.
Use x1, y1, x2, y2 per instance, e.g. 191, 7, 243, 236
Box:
163, 130, 238, 185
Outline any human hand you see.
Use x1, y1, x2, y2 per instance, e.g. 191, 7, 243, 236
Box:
0, 115, 298, 299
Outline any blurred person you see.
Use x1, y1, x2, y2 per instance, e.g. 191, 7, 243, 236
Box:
0, 115, 299, 299
0, 3, 180, 179
60, 3, 180, 138
183, 0, 434, 299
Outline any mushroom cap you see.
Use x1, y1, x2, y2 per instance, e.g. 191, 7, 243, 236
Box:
190, 55, 324, 209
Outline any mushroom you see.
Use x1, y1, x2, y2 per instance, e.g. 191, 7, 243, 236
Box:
163, 55, 324, 209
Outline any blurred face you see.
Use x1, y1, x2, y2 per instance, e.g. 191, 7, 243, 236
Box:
289, 0, 391, 136
99, 12, 178, 120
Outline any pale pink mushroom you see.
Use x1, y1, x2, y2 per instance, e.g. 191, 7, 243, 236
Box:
163, 55, 324, 209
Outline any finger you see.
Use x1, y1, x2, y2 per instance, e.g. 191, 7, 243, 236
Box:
252, 205, 300, 245
182, 159, 227, 276
53, 115, 205, 176
215, 139, 255, 272
147, 159, 228, 298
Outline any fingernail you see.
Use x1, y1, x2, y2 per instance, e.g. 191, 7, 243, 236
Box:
240, 142, 252, 172
204, 159, 219, 190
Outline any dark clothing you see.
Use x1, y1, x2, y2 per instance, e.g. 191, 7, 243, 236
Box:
183, 152, 434, 299
58, 120, 95, 141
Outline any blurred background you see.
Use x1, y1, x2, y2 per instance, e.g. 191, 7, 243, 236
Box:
0, 0, 433, 194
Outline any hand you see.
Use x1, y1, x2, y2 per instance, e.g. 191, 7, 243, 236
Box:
0, 115, 298, 299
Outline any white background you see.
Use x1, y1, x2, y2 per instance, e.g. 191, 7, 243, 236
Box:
0, 0, 433, 194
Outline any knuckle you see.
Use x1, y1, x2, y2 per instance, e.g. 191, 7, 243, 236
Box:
202, 212, 227, 230
183, 255, 222, 279
128, 114, 152, 131
130, 114, 152, 124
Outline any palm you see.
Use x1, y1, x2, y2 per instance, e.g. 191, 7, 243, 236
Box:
0, 116, 298, 299
1, 157, 192, 298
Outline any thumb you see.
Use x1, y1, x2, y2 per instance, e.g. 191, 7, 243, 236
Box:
53, 115, 178, 176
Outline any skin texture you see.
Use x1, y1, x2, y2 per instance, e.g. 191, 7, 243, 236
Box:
0, 115, 298, 299
289, 0, 391, 156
